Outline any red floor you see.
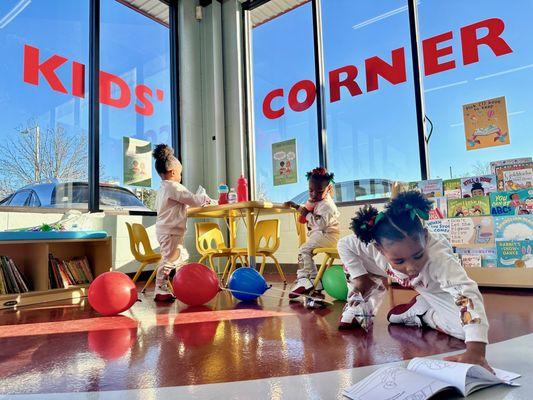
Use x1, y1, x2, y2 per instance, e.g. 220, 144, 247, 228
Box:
0, 276, 532, 395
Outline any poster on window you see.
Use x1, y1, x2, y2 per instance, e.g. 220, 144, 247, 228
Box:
272, 139, 297, 186
123, 137, 152, 187
463, 96, 509, 151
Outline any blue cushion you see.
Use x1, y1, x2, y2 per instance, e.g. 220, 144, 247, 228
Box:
0, 230, 108, 241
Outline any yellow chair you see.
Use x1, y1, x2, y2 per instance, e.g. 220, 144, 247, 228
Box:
312, 247, 340, 289
195, 222, 246, 277
125, 222, 162, 293
230, 219, 286, 283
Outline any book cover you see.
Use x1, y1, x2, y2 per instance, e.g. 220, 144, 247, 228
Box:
448, 197, 491, 217
443, 178, 462, 199
460, 175, 497, 198
496, 240, 532, 268
455, 247, 497, 268
8, 258, 29, 292
1, 256, 19, 294
450, 217, 494, 248
0, 258, 10, 294
490, 189, 533, 216
460, 254, 482, 268
494, 215, 533, 241
429, 197, 448, 220
426, 219, 451, 241
491, 157, 532, 174
494, 162, 533, 191
408, 179, 443, 197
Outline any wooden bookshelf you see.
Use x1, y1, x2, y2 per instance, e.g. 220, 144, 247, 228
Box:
0, 237, 112, 309
465, 267, 533, 288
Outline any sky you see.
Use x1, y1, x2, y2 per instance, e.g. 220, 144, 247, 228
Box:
251, 0, 533, 202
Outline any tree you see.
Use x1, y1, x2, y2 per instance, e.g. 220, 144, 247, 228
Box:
0, 120, 87, 198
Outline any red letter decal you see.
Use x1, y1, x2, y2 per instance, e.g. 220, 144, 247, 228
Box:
99, 71, 131, 109
422, 31, 455, 75
262, 88, 285, 119
329, 65, 362, 103
365, 48, 407, 92
461, 18, 513, 65
288, 80, 316, 112
135, 85, 154, 116
23, 45, 68, 94
72, 61, 85, 98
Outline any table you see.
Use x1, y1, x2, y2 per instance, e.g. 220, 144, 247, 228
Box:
187, 201, 306, 267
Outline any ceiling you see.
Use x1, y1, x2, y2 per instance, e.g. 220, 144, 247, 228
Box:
249, 0, 310, 27
118, 0, 169, 25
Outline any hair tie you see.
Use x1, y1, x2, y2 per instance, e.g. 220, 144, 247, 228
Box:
405, 204, 429, 221
375, 211, 386, 224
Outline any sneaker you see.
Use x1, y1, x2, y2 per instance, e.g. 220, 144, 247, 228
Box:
338, 301, 373, 330
154, 278, 175, 302
387, 295, 430, 328
289, 277, 314, 299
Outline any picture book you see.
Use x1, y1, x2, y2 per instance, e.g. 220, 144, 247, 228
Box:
460, 175, 497, 198
448, 197, 491, 218
490, 189, 533, 216
496, 240, 532, 268
460, 254, 482, 268
449, 217, 494, 248
426, 219, 451, 241
343, 357, 520, 400
494, 215, 533, 241
455, 248, 497, 268
408, 179, 443, 197
443, 178, 461, 199
428, 197, 447, 220
490, 157, 532, 173
494, 162, 533, 191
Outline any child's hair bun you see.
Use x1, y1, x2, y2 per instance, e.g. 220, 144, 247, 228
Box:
152, 144, 174, 161
350, 204, 379, 244
387, 190, 432, 217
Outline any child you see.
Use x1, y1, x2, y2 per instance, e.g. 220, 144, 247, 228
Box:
337, 191, 492, 371
152, 144, 214, 302
285, 167, 340, 298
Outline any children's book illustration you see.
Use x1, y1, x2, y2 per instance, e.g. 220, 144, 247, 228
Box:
448, 198, 491, 218
460, 175, 497, 198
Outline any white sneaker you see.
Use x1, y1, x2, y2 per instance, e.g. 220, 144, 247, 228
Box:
387, 295, 430, 327
154, 277, 175, 302
339, 301, 373, 330
289, 277, 314, 299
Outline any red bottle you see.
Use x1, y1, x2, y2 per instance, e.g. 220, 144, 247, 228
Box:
237, 175, 249, 202
218, 184, 229, 205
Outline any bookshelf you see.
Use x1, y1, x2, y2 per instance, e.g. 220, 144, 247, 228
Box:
0, 237, 112, 309
465, 267, 533, 289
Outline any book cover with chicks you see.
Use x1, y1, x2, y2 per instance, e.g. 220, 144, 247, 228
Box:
448, 197, 491, 218
443, 179, 462, 199
460, 175, 497, 198
496, 240, 532, 268
490, 189, 533, 216
449, 217, 494, 248
494, 162, 533, 191
494, 215, 533, 241
463, 96, 509, 150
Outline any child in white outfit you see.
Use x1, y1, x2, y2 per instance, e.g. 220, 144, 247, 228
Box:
338, 191, 492, 372
285, 167, 340, 298
152, 144, 213, 302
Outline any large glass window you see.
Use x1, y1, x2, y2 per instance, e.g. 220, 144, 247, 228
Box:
250, 2, 320, 203
0, 0, 89, 208
419, 0, 533, 178
321, 0, 420, 201
100, 0, 171, 211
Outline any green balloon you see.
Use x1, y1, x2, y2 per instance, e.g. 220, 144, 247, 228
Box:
322, 265, 348, 301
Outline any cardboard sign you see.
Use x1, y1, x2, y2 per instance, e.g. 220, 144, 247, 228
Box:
123, 137, 152, 187
272, 139, 298, 186
463, 96, 509, 150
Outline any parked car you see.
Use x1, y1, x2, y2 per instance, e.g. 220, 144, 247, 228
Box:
291, 178, 395, 204
0, 182, 151, 211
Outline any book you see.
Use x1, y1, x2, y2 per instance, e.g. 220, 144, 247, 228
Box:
343, 357, 520, 399
409, 179, 443, 197
426, 219, 451, 241
494, 162, 533, 191
490, 157, 532, 174
490, 189, 533, 216
450, 217, 494, 248
496, 240, 532, 268
460, 175, 497, 198
448, 197, 491, 218
8, 258, 29, 292
428, 197, 447, 220
494, 215, 533, 241
460, 254, 482, 268
443, 178, 461, 199
455, 247, 497, 268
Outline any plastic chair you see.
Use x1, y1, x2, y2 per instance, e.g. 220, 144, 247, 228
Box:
125, 222, 162, 293
312, 247, 340, 289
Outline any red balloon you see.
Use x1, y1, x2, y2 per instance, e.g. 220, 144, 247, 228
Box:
88, 327, 137, 360
88, 272, 138, 316
173, 306, 219, 347
172, 263, 220, 306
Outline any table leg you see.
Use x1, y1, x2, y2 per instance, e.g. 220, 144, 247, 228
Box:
246, 209, 256, 268
228, 215, 237, 248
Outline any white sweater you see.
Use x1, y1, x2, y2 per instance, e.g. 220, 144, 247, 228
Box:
155, 180, 210, 237
337, 232, 489, 343
304, 195, 340, 235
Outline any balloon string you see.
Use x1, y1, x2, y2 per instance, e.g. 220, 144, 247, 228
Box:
220, 287, 288, 301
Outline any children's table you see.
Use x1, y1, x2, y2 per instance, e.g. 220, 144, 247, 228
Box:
187, 201, 306, 268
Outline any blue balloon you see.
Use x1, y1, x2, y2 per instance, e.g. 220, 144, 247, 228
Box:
227, 267, 268, 301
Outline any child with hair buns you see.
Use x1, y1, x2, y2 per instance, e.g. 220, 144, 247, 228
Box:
285, 167, 340, 299
152, 144, 215, 302
338, 191, 492, 372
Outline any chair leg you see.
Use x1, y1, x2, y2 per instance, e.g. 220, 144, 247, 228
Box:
208, 255, 216, 272
141, 267, 158, 293
258, 254, 266, 276
313, 255, 330, 289
221, 257, 231, 282
132, 262, 147, 283
226, 257, 238, 287
198, 255, 208, 265
269, 254, 286, 283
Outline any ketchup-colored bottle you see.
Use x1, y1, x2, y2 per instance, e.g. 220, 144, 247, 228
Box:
218, 184, 229, 205
237, 175, 249, 202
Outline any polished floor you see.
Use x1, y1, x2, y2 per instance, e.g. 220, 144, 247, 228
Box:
0, 274, 532, 399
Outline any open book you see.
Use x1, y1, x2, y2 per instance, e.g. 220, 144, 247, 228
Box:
343, 357, 520, 400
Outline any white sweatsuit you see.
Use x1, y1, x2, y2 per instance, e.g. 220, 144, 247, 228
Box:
297, 195, 341, 280
337, 232, 489, 343
155, 180, 211, 279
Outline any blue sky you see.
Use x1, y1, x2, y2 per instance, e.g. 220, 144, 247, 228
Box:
252, 0, 533, 202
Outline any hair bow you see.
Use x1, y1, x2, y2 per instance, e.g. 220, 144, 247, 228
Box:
405, 204, 429, 221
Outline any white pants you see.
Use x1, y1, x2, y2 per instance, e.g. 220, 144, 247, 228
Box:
297, 231, 339, 280
156, 234, 189, 282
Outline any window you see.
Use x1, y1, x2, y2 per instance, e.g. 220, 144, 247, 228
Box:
321, 0, 421, 198
249, 2, 320, 203
0, 0, 89, 207
418, 0, 533, 178
100, 0, 171, 211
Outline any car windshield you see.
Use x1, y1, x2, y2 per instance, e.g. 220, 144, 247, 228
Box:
51, 184, 145, 208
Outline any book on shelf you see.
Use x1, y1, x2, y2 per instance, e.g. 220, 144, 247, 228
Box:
448, 197, 491, 218
460, 175, 497, 198
48, 254, 93, 289
496, 240, 532, 268
460, 254, 482, 268
494, 215, 533, 241
449, 217, 494, 248
428, 197, 447, 220
455, 247, 497, 268
443, 178, 462, 199
490, 157, 532, 174
490, 189, 533, 216
409, 179, 443, 197
0, 256, 30, 295
426, 219, 451, 241
343, 357, 520, 400
494, 162, 533, 191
